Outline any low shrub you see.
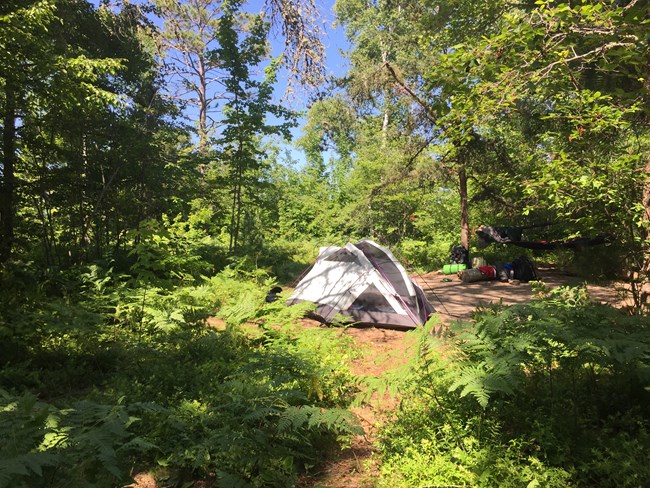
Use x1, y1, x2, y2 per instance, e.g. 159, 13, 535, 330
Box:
397, 237, 454, 271
377, 286, 650, 487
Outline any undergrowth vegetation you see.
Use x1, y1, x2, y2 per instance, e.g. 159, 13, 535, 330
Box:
378, 285, 650, 487
0, 260, 361, 487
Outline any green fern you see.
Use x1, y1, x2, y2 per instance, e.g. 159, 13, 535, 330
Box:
0, 392, 139, 488
0, 391, 58, 487
448, 360, 518, 408
1, 264, 362, 487
375, 284, 650, 488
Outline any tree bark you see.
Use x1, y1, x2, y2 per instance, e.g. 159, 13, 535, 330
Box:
0, 78, 17, 263
198, 54, 208, 153
381, 51, 390, 148
381, 101, 390, 148
641, 46, 650, 308
641, 154, 650, 307
459, 165, 470, 252
229, 135, 244, 254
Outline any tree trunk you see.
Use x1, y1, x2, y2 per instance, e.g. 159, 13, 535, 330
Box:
234, 177, 242, 251
459, 165, 470, 252
641, 154, 650, 308
229, 169, 242, 254
229, 137, 244, 254
381, 51, 390, 148
381, 102, 389, 148
640, 51, 650, 309
198, 55, 208, 153
1, 78, 17, 263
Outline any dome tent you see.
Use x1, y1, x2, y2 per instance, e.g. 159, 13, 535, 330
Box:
288, 239, 434, 328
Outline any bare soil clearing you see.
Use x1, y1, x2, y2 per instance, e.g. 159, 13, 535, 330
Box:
299, 268, 625, 487
416, 267, 625, 321
298, 325, 415, 488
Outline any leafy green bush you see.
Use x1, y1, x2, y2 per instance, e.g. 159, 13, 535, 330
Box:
109, 279, 361, 486
0, 263, 362, 487
546, 243, 628, 281
127, 214, 228, 284
397, 237, 454, 271
377, 287, 650, 487
250, 237, 320, 284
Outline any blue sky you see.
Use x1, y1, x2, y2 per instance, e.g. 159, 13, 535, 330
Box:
240, 0, 350, 83
266, 0, 351, 164
308, 0, 350, 82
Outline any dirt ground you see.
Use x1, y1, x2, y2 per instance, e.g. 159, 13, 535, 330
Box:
417, 266, 626, 321
299, 268, 626, 488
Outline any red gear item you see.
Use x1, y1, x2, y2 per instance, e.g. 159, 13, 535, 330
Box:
478, 266, 496, 279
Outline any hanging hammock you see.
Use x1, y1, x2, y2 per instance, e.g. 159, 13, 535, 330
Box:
476, 225, 608, 250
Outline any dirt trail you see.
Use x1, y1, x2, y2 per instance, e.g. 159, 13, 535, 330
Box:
300, 268, 624, 487
298, 325, 416, 488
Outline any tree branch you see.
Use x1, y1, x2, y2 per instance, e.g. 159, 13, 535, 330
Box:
382, 61, 439, 125
537, 41, 637, 78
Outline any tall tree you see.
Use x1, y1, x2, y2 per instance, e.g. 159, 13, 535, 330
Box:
215, 0, 294, 253
0, 0, 56, 262
155, 0, 222, 152
154, 0, 325, 153
333, 0, 513, 252
0, 0, 125, 262
440, 0, 649, 306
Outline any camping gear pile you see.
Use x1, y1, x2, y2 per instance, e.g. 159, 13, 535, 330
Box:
476, 225, 523, 247
442, 263, 467, 274
449, 245, 470, 266
457, 255, 538, 283
289, 239, 434, 328
443, 244, 538, 284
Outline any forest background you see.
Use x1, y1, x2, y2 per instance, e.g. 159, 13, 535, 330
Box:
1, 0, 649, 486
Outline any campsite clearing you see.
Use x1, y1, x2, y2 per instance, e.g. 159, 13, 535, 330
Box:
299, 267, 625, 488
417, 266, 626, 321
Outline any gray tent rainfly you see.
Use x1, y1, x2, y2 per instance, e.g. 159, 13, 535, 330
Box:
289, 239, 434, 328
